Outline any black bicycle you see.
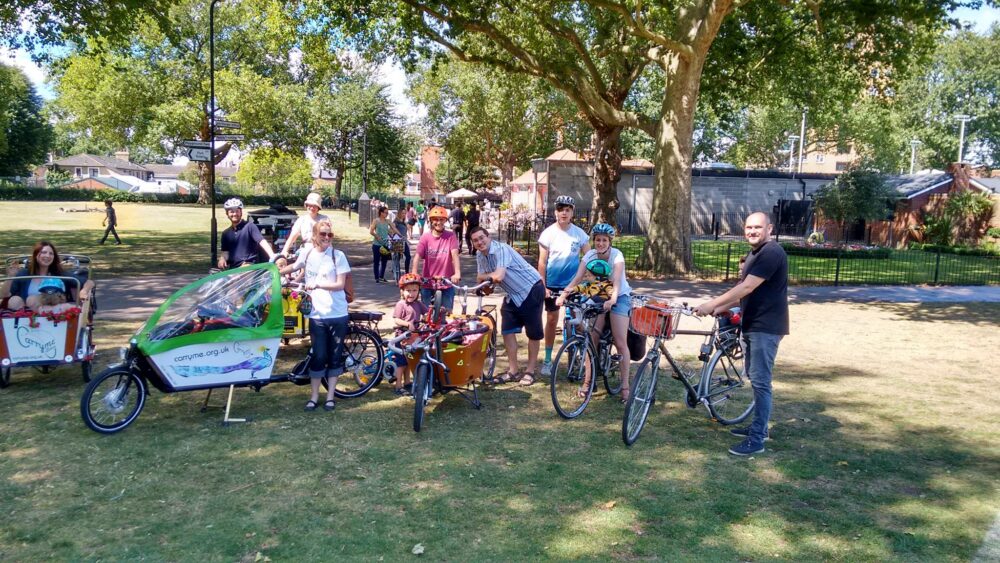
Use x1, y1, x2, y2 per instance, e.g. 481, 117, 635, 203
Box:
622, 297, 752, 446
549, 291, 624, 419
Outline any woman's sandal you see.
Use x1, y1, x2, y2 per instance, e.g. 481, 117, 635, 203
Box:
518, 372, 536, 386
304, 400, 318, 411
323, 400, 336, 412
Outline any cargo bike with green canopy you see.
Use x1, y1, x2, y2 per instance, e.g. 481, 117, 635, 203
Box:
79, 263, 379, 434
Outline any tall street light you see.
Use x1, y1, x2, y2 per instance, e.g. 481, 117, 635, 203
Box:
909, 139, 921, 174
787, 135, 800, 172
797, 109, 808, 173
955, 114, 973, 162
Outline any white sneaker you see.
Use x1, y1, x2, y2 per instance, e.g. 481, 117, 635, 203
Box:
540, 362, 553, 377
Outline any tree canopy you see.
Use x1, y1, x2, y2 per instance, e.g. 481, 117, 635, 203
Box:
0, 63, 52, 176
327, 0, 973, 273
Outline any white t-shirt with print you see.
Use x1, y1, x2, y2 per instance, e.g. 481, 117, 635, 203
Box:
581, 247, 632, 297
294, 247, 350, 319
538, 223, 589, 289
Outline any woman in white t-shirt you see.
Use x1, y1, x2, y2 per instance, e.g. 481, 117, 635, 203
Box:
556, 223, 632, 401
281, 192, 329, 256
280, 219, 351, 412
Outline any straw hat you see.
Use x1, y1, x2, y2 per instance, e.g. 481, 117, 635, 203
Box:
304, 192, 323, 209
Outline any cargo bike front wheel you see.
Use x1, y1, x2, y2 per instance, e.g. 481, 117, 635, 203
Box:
80, 367, 147, 434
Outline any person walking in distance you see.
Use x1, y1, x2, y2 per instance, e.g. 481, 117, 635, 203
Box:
694, 212, 789, 456
536, 195, 590, 377
464, 202, 481, 255
99, 199, 122, 245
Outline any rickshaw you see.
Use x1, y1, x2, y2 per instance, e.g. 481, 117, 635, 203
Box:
386, 280, 496, 432
80, 263, 385, 433
1, 254, 96, 388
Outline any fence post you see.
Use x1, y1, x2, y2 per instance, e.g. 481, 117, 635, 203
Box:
933, 248, 941, 284
714, 218, 720, 241
834, 247, 842, 287
724, 243, 732, 281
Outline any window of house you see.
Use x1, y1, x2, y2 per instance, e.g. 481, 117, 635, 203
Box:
74, 167, 82, 177
816, 154, 825, 163
835, 162, 850, 172
89, 168, 99, 177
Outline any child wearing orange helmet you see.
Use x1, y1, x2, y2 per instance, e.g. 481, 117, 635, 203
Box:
391, 273, 428, 395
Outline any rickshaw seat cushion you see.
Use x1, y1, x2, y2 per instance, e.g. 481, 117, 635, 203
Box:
349, 311, 383, 322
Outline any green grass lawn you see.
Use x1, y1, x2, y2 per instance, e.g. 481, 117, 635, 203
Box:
0, 202, 374, 276
1, 302, 998, 560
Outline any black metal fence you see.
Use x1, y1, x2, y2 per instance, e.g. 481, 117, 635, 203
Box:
503, 222, 1000, 286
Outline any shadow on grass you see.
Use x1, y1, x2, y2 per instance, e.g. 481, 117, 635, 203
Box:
0, 347, 997, 560
862, 301, 1000, 327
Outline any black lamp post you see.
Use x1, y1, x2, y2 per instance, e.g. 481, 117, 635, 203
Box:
208, 0, 222, 267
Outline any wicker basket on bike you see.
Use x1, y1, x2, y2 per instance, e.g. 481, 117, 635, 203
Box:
629, 295, 681, 339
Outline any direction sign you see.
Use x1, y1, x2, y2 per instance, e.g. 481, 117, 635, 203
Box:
187, 147, 213, 162
214, 134, 245, 141
215, 120, 241, 129
182, 140, 211, 148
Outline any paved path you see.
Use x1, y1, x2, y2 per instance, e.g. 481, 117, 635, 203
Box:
96, 239, 1000, 321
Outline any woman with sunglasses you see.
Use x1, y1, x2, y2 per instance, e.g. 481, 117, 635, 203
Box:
279, 219, 351, 412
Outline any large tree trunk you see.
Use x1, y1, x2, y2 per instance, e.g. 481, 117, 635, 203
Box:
641, 55, 704, 275
592, 125, 623, 227
500, 152, 516, 202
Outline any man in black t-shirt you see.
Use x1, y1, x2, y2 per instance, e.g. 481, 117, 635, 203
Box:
464, 202, 481, 255
218, 198, 276, 269
695, 212, 788, 456
449, 204, 466, 248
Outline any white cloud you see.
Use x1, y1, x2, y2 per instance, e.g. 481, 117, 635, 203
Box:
952, 5, 1000, 34
377, 58, 426, 124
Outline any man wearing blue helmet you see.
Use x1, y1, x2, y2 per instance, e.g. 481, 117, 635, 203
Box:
537, 194, 590, 381
219, 198, 276, 270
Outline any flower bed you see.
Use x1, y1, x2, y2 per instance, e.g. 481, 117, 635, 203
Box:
780, 242, 892, 259
908, 243, 1000, 257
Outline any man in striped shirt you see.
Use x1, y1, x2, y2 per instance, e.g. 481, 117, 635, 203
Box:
470, 226, 544, 385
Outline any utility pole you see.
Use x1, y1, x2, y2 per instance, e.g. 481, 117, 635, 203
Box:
788, 135, 800, 172
798, 109, 807, 173
209, 0, 222, 268
909, 139, 922, 174
955, 114, 973, 162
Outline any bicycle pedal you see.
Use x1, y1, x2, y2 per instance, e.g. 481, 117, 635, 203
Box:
609, 354, 621, 362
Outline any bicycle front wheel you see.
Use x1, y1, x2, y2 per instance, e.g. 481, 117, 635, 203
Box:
335, 326, 384, 398
622, 357, 658, 446
702, 339, 754, 425
81, 367, 147, 434
550, 339, 594, 419
413, 363, 432, 432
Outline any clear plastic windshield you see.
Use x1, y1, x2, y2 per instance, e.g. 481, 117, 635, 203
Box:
147, 268, 276, 342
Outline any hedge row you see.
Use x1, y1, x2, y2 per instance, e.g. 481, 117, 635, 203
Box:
908, 242, 1000, 257
0, 185, 308, 207
779, 243, 892, 259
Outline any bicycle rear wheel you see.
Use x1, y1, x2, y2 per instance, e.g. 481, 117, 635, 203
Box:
622, 357, 658, 446
335, 326, 384, 398
702, 338, 754, 425
550, 339, 594, 419
413, 363, 432, 432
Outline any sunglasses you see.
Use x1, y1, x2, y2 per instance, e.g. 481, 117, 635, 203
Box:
317, 232, 333, 238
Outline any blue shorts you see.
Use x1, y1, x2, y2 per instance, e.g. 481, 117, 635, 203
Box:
610, 294, 631, 317
389, 351, 408, 368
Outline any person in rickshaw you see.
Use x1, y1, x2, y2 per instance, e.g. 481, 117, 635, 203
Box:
390, 273, 429, 396
218, 198, 276, 270
1, 241, 94, 311
278, 219, 351, 412
556, 223, 633, 402
280, 192, 328, 256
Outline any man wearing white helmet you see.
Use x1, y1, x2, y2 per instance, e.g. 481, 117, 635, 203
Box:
536, 194, 590, 382
218, 198, 276, 269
